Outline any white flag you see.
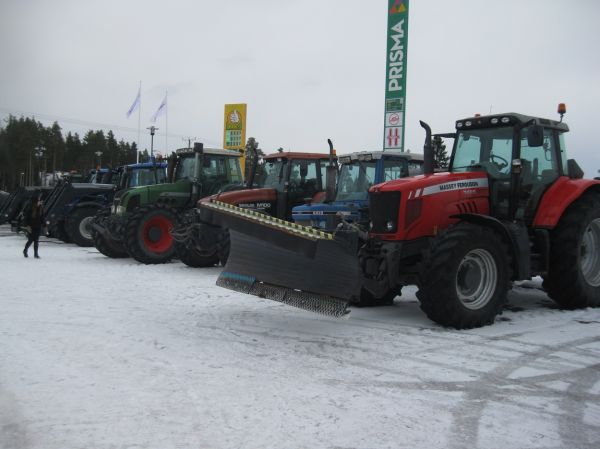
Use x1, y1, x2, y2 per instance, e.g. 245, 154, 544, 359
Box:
151, 93, 167, 123
126, 86, 141, 118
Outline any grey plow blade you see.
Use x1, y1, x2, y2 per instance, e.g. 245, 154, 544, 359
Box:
199, 201, 362, 317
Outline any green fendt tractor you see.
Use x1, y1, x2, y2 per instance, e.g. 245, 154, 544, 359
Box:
96, 143, 243, 264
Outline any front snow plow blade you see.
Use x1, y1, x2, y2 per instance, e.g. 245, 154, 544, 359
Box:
198, 201, 363, 317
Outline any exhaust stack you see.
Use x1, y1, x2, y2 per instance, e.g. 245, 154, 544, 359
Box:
420, 121, 434, 175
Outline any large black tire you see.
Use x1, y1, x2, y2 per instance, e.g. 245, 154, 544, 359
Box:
66, 207, 98, 247
217, 229, 230, 266
353, 288, 401, 307
55, 221, 71, 243
125, 205, 179, 264
92, 229, 128, 258
176, 244, 219, 268
417, 222, 511, 329
542, 194, 600, 308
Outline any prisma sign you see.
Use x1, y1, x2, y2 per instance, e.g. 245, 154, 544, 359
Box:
384, 0, 409, 151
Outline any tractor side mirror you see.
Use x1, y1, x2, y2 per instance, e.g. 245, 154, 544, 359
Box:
527, 125, 544, 147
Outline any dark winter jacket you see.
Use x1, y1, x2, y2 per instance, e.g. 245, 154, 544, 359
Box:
23, 201, 45, 231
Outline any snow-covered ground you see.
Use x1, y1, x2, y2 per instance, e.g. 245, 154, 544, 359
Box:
1, 225, 599, 449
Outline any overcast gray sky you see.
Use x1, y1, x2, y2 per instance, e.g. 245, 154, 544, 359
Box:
1, 0, 599, 175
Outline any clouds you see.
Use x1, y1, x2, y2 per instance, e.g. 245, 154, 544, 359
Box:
0, 0, 598, 174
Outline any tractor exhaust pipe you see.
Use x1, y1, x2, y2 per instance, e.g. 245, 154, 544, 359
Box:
192, 142, 204, 202
420, 121, 434, 175
245, 144, 259, 189
325, 139, 337, 203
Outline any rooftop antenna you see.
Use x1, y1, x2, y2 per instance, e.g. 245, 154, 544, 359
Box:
183, 137, 197, 149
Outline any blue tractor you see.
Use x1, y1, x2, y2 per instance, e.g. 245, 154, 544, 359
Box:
292, 151, 423, 231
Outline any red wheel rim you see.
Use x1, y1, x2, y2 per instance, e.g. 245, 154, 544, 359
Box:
142, 215, 173, 253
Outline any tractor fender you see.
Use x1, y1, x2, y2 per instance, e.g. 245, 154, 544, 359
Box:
451, 213, 530, 280
533, 177, 600, 228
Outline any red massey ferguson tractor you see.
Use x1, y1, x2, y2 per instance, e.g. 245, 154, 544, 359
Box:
199, 107, 600, 328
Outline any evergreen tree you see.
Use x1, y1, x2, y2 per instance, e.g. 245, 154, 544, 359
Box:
105, 130, 119, 167
42, 122, 65, 173
433, 135, 449, 169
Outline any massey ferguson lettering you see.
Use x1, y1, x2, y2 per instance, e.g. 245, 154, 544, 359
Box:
388, 19, 405, 92
439, 181, 480, 191
416, 177, 489, 198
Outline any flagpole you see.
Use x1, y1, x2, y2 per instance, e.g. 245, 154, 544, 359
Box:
137, 81, 142, 163
165, 89, 168, 155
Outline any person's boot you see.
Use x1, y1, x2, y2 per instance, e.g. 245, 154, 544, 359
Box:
23, 249, 28, 258
34, 253, 40, 259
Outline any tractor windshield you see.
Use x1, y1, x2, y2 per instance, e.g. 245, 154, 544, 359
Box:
336, 160, 377, 201
128, 168, 167, 187
174, 155, 196, 181
258, 159, 286, 189
451, 127, 513, 177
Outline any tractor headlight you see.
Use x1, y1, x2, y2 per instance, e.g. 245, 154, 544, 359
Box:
116, 206, 126, 215
490, 118, 499, 124
386, 221, 395, 231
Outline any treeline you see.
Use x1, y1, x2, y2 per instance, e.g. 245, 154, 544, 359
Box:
0, 115, 139, 190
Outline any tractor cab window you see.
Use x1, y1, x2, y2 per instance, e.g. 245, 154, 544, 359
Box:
558, 132, 569, 174
260, 159, 286, 189
452, 127, 512, 178
174, 155, 195, 181
202, 156, 243, 185
518, 127, 559, 222
288, 159, 320, 198
383, 159, 410, 181
129, 168, 167, 187
520, 127, 559, 185
337, 160, 377, 201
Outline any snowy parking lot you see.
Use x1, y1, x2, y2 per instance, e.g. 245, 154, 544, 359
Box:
1, 225, 599, 449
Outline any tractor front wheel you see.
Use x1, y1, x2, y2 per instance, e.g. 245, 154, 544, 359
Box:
93, 228, 128, 258
66, 207, 98, 247
543, 194, 600, 308
176, 244, 219, 268
417, 223, 510, 329
125, 205, 178, 264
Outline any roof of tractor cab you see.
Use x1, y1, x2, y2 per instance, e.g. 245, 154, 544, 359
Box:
456, 112, 569, 132
175, 147, 242, 157
338, 151, 424, 163
125, 161, 168, 169
263, 152, 333, 160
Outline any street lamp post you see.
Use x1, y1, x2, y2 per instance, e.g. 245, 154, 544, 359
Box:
95, 151, 103, 168
147, 126, 158, 158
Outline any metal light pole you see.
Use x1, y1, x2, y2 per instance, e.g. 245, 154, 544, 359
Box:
95, 151, 103, 168
147, 126, 158, 158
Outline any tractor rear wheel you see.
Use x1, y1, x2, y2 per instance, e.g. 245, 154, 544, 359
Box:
125, 205, 178, 264
543, 194, 600, 308
92, 229, 128, 258
217, 229, 230, 266
66, 207, 98, 247
176, 244, 219, 268
417, 223, 510, 329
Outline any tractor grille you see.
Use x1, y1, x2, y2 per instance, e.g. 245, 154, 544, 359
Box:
369, 191, 401, 233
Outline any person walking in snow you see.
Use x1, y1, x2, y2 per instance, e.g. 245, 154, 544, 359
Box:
22, 195, 44, 259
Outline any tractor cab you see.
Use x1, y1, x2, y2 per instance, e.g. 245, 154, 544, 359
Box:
292, 151, 423, 230
211, 152, 335, 219
450, 112, 572, 224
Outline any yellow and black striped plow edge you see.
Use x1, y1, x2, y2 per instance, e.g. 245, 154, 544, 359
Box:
203, 200, 334, 241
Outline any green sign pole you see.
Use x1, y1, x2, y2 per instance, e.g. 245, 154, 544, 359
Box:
383, 0, 409, 151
